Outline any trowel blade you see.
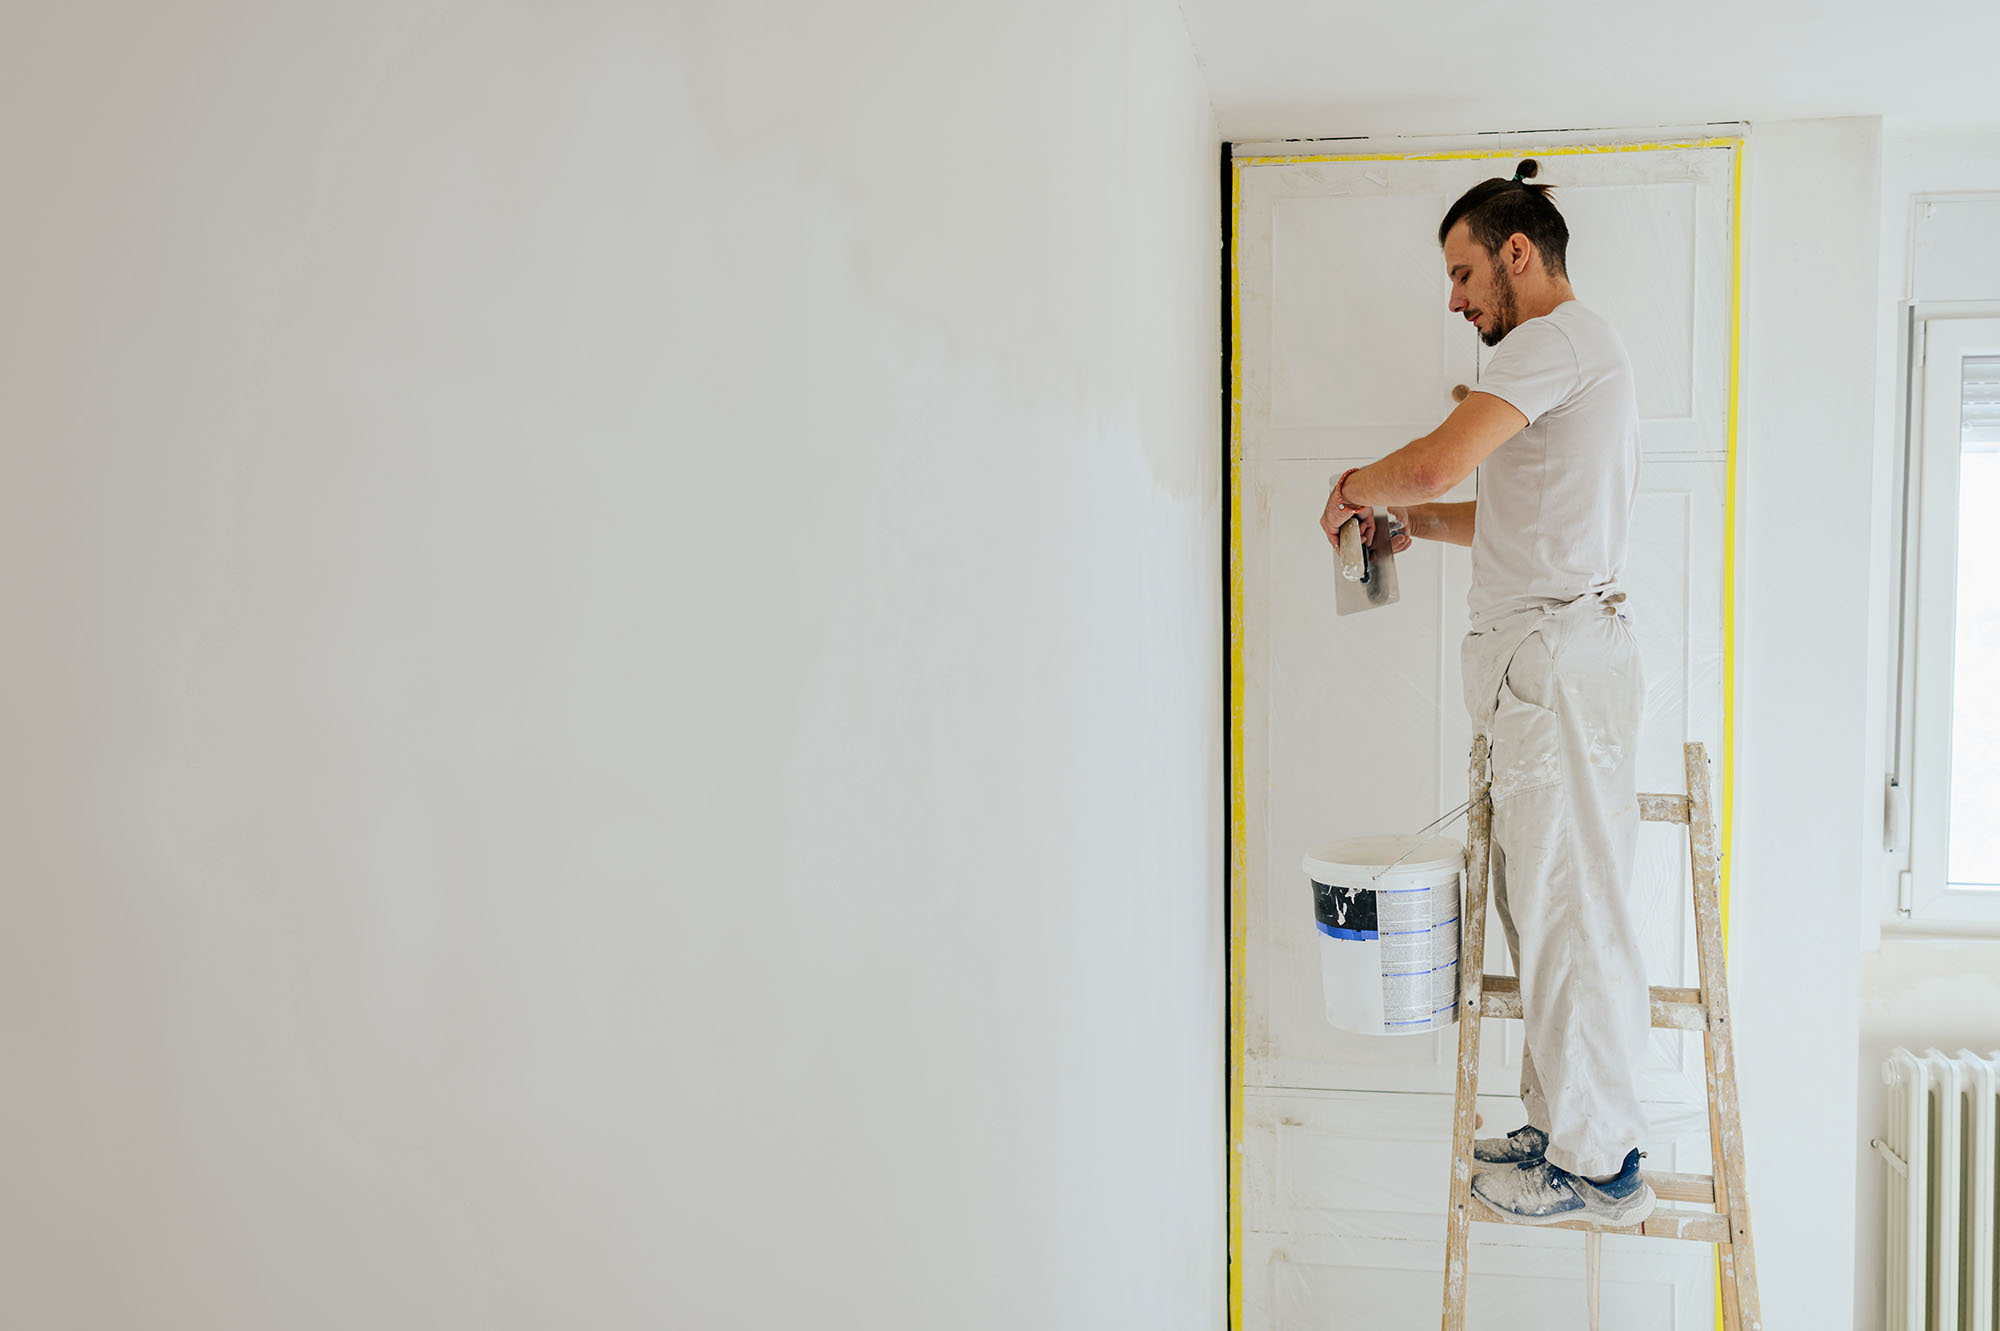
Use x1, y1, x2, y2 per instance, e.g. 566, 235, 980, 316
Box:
1333, 524, 1402, 616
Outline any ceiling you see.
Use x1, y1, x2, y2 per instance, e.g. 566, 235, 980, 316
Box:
1175, 0, 2000, 142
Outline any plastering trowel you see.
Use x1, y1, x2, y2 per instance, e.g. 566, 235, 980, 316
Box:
1332, 512, 1403, 615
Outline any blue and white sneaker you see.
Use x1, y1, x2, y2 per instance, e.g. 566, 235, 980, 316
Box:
1473, 1124, 1548, 1164
1471, 1148, 1655, 1227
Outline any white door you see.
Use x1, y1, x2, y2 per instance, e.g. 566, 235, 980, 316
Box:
1232, 140, 1739, 1330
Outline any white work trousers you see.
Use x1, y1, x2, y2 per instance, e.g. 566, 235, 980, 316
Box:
1461, 592, 1648, 1179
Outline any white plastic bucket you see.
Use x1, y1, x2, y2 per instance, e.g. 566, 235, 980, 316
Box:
1301, 835, 1464, 1037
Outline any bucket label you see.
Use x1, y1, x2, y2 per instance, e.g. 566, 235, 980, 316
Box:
1374, 883, 1459, 1029
1312, 882, 1377, 940
1311, 875, 1460, 1033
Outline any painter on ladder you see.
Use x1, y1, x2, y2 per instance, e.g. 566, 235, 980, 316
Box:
1319, 158, 1654, 1227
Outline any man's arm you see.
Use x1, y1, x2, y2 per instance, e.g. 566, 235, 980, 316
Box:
1341, 392, 1526, 507
1394, 501, 1476, 547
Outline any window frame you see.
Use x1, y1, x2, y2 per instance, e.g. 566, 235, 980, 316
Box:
1888, 302, 2000, 933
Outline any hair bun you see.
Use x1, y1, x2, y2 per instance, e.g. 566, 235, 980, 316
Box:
1513, 158, 1541, 182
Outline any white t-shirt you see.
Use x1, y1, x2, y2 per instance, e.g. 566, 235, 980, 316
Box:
1465, 299, 1640, 629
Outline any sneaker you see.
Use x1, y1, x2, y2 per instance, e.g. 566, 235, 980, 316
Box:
1471, 1149, 1655, 1227
1473, 1124, 1548, 1165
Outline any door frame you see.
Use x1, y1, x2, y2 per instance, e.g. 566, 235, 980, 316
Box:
1224, 129, 1747, 1331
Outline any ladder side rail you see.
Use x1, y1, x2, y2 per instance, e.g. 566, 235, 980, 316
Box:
1441, 736, 1493, 1331
1685, 741, 1762, 1331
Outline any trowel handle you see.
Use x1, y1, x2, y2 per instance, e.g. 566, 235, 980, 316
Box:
1336, 516, 1367, 582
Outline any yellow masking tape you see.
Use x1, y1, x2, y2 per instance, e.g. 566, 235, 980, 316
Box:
1225, 137, 1745, 1331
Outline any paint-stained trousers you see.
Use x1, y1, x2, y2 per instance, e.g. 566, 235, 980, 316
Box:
1461, 591, 1649, 1180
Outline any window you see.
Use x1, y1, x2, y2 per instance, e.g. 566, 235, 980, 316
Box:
1891, 311, 2000, 929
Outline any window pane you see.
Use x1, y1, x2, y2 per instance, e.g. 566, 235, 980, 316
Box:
1949, 355, 2000, 887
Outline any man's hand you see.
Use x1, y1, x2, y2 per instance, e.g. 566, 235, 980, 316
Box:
1320, 468, 1373, 549
1320, 494, 1374, 549
1383, 508, 1413, 553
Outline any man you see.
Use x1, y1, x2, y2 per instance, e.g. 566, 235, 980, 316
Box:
1318, 159, 1653, 1227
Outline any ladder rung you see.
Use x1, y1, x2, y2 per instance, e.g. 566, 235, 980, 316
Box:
1472, 1203, 1728, 1244
1645, 1170, 1717, 1205
1638, 793, 1690, 823
1478, 974, 1706, 1031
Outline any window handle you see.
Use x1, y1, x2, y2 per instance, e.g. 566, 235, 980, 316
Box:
1883, 775, 1908, 854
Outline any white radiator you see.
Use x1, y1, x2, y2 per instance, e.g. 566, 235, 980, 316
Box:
1879, 1048, 2000, 1331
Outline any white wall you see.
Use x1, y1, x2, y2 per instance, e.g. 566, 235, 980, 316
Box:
0, 4, 1225, 1328
1732, 116, 1884, 1331
1849, 124, 2000, 1331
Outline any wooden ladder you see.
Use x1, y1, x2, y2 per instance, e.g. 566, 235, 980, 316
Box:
1440, 740, 1762, 1331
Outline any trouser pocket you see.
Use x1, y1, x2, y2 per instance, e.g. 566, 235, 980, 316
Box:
1488, 631, 1561, 804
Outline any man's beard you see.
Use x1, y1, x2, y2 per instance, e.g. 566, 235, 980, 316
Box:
1480, 260, 1519, 347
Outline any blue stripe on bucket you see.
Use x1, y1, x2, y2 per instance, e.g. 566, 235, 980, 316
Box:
1316, 921, 1377, 942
